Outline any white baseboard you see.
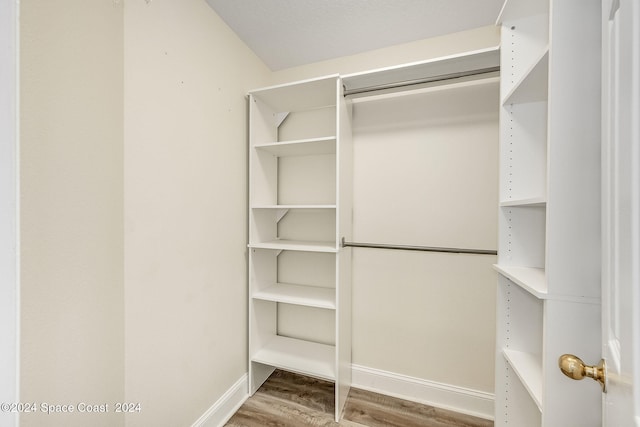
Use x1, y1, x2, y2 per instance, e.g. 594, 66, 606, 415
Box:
191, 374, 248, 427
351, 364, 494, 421
190, 366, 494, 425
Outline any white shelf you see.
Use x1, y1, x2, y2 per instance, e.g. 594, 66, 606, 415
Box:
252, 204, 336, 210
252, 335, 336, 381
502, 349, 543, 411
253, 283, 336, 310
494, 264, 547, 298
249, 239, 337, 253
502, 48, 549, 105
500, 197, 546, 207
254, 136, 336, 157
249, 75, 338, 112
342, 46, 499, 95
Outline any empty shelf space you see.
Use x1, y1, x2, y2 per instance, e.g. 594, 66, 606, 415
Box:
502, 349, 543, 411
249, 239, 338, 253
497, 0, 549, 24
254, 137, 336, 157
252, 335, 336, 381
253, 283, 336, 310
494, 264, 547, 298
500, 196, 547, 207
502, 48, 549, 105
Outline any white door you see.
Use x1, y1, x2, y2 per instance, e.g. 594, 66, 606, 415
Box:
601, 0, 640, 425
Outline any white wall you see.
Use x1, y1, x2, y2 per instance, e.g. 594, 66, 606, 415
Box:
123, 1, 270, 426
0, 0, 19, 426
19, 1, 125, 426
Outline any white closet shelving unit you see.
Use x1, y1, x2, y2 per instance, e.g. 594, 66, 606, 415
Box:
247, 47, 501, 422
494, 0, 602, 426
247, 75, 353, 421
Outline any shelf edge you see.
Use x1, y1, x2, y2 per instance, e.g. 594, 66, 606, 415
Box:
248, 240, 338, 253
253, 283, 336, 310
494, 264, 547, 298
251, 204, 337, 209
499, 197, 547, 207
254, 135, 337, 148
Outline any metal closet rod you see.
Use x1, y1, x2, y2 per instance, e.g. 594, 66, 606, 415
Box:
341, 238, 497, 256
343, 66, 500, 97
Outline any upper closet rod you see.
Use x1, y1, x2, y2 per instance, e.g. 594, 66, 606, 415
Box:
341, 238, 497, 256
343, 66, 500, 97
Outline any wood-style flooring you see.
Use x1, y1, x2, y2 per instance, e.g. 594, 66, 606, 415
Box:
226, 370, 494, 427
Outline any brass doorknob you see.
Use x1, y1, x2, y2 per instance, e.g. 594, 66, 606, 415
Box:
558, 354, 607, 392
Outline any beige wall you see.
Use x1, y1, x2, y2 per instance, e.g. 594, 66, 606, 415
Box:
19, 1, 270, 426
20, 1, 125, 426
350, 81, 498, 392
123, 1, 270, 426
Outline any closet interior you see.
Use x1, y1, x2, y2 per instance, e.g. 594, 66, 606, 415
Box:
248, 48, 500, 422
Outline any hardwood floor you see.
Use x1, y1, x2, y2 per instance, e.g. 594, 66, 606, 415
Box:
226, 370, 494, 427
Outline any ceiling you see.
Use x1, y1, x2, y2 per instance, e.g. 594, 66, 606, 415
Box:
205, 0, 504, 71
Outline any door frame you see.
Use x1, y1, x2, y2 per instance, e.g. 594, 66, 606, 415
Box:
601, 0, 640, 424
0, 0, 19, 425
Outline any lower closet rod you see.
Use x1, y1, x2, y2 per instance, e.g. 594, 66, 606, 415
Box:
341, 238, 497, 256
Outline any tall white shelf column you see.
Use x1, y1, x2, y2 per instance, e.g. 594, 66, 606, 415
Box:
494, 0, 602, 426
247, 75, 353, 422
